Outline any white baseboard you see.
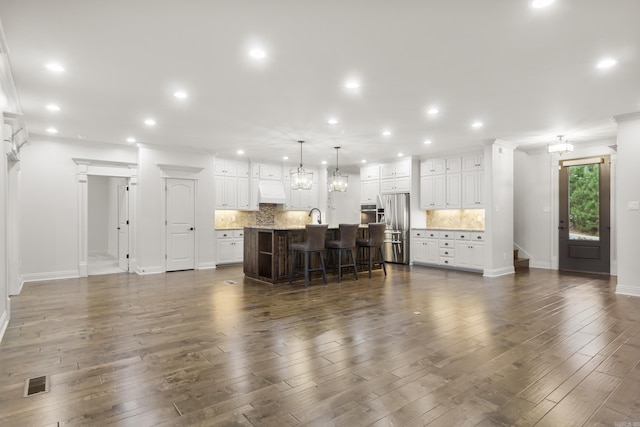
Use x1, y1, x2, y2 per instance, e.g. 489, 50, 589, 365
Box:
197, 262, 217, 270
530, 260, 552, 269
135, 265, 163, 275
483, 266, 515, 277
615, 284, 640, 298
22, 270, 80, 283
0, 308, 8, 344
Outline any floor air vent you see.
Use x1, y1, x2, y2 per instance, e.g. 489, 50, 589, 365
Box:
224, 280, 236, 284
23, 375, 49, 397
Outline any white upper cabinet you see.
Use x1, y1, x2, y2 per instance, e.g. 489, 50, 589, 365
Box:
214, 158, 237, 177
360, 164, 380, 181
462, 154, 484, 171
382, 158, 411, 179
259, 163, 282, 180
236, 162, 250, 178
445, 157, 461, 174
420, 158, 446, 176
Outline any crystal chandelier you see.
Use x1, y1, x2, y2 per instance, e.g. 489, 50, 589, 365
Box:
548, 135, 574, 154
290, 141, 313, 190
328, 146, 348, 192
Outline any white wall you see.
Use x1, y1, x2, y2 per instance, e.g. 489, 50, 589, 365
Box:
88, 175, 109, 253
0, 125, 9, 341
19, 138, 137, 281
137, 145, 215, 273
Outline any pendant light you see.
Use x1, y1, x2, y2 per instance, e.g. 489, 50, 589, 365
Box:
548, 135, 574, 154
290, 140, 313, 190
328, 146, 348, 192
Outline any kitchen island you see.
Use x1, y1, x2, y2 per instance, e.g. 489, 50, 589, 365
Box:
243, 225, 372, 284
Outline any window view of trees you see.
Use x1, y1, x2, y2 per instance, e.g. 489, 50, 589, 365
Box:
568, 164, 599, 238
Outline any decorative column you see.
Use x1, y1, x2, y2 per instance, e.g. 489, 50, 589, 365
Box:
75, 161, 90, 277
614, 112, 640, 296
482, 139, 519, 277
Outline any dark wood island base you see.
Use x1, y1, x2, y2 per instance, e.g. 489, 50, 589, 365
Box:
243, 226, 379, 284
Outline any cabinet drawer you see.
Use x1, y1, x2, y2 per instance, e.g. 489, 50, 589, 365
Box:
425, 230, 439, 238
215, 230, 234, 239
471, 232, 485, 241
233, 230, 244, 238
439, 231, 455, 239
439, 248, 454, 257
439, 239, 454, 248
455, 232, 471, 240
440, 257, 454, 266
411, 229, 428, 238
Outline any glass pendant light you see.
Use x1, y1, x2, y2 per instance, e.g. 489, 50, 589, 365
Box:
548, 135, 574, 154
328, 146, 348, 192
290, 140, 313, 190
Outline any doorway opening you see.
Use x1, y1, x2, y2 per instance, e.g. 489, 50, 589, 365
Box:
87, 176, 129, 275
558, 156, 610, 274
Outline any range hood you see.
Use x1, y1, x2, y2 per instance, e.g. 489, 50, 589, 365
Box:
258, 180, 287, 204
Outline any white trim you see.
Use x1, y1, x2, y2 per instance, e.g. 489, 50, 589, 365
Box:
483, 266, 515, 277
135, 265, 163, 275
615, 284, 640, 298
22, 270, 80, 283
0, 309, 8, 344
530, 260, 552, 269
197, 262, 217, 270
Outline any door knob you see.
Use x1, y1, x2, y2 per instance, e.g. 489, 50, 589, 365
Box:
190, 227, 194, 231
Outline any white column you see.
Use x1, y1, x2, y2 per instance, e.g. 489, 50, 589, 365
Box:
0, 124, 10, 340
76, 162, 89, 277
614, 112, 640, 297
483, 139, 519, 277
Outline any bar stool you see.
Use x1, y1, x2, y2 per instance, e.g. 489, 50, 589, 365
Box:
356, 222, 387, 278
325, 223, 359, 282
289, 224, 329, 287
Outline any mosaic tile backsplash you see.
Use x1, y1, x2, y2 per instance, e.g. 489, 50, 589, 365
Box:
426, 209, 485, 230
215, 204, 313, 229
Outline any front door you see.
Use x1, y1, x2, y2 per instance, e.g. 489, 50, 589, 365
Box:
117, 183, 129, 271
558, 156, 610, 274
166, 178, 196, 271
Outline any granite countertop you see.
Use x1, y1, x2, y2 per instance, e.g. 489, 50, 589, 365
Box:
242, 224, 369, 231
413, 227, 485, 232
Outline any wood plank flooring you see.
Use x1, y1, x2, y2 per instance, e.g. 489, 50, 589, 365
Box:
1, 265, 639, 426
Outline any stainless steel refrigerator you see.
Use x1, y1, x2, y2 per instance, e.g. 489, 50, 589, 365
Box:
380, 193, 410, 264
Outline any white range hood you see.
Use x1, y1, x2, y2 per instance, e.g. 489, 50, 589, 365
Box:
258, 180, 287, 204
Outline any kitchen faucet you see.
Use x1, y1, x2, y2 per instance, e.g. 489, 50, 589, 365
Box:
308, 208, 322, 224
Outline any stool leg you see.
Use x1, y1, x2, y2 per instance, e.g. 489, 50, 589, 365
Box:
319, 251, 327, 285
304, 251, 309, 288
337, 248, 343, 282
350, 248, 358, 280
289, 250, 296, 284
368, 246, 373, 278
378, 247, 387, 276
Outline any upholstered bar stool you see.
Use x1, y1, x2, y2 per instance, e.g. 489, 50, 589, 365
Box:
356, 222, 387, 278
289, 224, 329, 287
325, 223, 359, 282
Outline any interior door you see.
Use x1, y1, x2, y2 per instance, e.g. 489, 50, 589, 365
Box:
558, 156, 610, 274
166, 179, 196, 271
117, 183, 129, 271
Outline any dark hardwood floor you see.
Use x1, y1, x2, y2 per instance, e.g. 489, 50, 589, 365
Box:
1, 265, 639, 426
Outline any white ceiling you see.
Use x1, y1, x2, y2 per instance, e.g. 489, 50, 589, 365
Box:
1, 0, 638, 168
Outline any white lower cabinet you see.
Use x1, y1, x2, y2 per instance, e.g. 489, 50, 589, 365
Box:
215, 230, 244, 265
411, 229, 484, 271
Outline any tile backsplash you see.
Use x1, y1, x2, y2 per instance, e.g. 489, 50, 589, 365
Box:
215, 204, 313, 229
426, 209, 485, 230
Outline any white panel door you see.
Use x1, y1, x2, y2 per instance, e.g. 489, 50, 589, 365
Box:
117, 183, 129, 271
166, 179, 195, 271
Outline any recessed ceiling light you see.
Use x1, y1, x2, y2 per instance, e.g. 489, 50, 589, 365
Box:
531, 0, 554, 8
249, 48, 266, 59
46, 127, 58, 134
398, 153, 404, 157
345, 80, 360, 90
596, 58, 617, 69
361, 159, 367, 164
321, 160, 328, 165
78, 134, 86, 140
472, 121, 484, 128
328, 118, 339, 125
45, 62, 65, 72
126, 137, 136, 143
173, 90, 187, 99
427, 108, 439, 115
46, 104, 60, 111
283, 156, 289, 160
382, 130, 392, 137
424, 140, 433, 145
144, 118, 156, 126
237, 149, 244, 155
